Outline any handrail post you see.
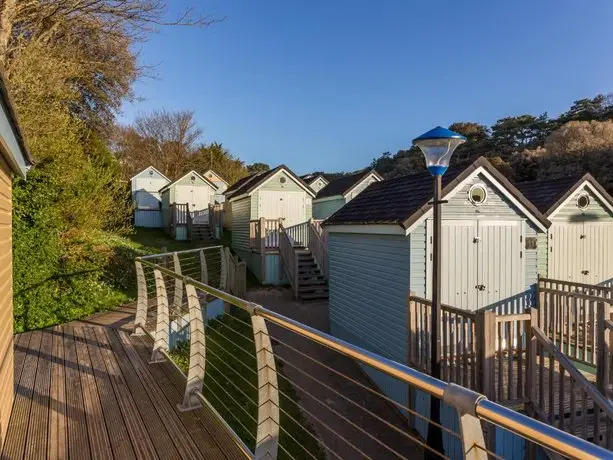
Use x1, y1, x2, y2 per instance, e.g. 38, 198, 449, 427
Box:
252, 315, 280, 459
443, 384, 488, 460
259, 217, 266, 281
476, 310, 495, 398
526, 308, 538, 415
200, 249, 208, 285
220, 246, 227, 291
150, 268, 170, 363
597, 301, 607, 396
133, 259, 148, 336
178, 282, 206, 412
173, 252, 183, 313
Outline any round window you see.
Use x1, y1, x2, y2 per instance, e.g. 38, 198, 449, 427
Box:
191, 175, 196, 181
469, 184, 487, 205
577, 193, 590, 210
149, 170, 154, 175
280, 176, 287, 184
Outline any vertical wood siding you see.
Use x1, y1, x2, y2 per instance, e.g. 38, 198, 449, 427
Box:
313, 197, 345, 220
552, 186, 613, 222
0, 156, 12, 444
231, 197, 251, 251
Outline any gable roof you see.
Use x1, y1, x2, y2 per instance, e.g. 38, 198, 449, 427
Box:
159, 170, 218, 193
316, 169, 383, 200
0, 69, 32, 177
515, 174, 613, 216
203, 169, 228, 185
300, 173, 329, 185
226, 165, 316, 201
324, 157, 550, 231
130, 165, 170, 182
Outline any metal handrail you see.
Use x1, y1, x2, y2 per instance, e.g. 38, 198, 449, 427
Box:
140, 245, 223, 260
137, 257, 613, 460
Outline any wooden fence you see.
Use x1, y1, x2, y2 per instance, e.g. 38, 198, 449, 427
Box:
249, 218, 282, 251
224, 247, 246, 298
169, 203, 190, 238
208, 204, 224, 239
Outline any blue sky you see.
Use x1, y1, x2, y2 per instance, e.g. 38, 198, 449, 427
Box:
120, 1, 613, 174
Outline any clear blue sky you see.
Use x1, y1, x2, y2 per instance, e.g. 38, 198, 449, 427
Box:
120, 0, 613, 174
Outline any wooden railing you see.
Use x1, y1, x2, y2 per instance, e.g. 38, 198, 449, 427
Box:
278, 224, 299, 298
170, 203, 190, 239
600, 318, 613, 400
249, 218, 282, 251
224, 247, 246, 298
312, 219, 327, 245
537, 277, 613, 367
530, 325, 613, 447
284, 222, 310, 247
308, 222, 328, 279
408, 296, 478, 391
208, 204, 224, 239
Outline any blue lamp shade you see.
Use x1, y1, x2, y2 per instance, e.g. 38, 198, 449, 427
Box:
412, 126, 467, 176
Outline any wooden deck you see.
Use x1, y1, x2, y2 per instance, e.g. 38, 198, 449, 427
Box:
2, 325, 243, 460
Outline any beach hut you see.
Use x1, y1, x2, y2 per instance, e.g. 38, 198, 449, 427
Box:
225, 165, 315, 284
300, 173, 329, 194
160, 170, 218, 240
313, 169, 382, 219
203, 169, 229, 203
516, 174, 613, 286
130, 166, 170, 228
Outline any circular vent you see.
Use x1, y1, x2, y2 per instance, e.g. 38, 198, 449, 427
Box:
280, 176, 287, 184
577, 193, 590, 210
468, 184, 487, 206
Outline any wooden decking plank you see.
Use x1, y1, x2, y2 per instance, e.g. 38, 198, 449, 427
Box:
131, 335, 239, 460
129, 335, 229, 460
82, 327, 136, 460
72, 326, 114, 459
102, 327, 182, 460
48, 327, 67, 460
113, 329, 206, 460
12, 332, 32, 392
63, 326, 92, 460
2, 330, 42, 459
25, 328, 54, 459
91, 327, 159, 460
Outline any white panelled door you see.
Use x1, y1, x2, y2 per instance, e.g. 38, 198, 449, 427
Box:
175, 185, 211, 214
583, 223, 613, 285
433, 219, 524, 311
259, 191, 306, 227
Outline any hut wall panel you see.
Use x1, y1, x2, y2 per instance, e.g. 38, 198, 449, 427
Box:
230, 197, 251, 251
313, 197, 345, 220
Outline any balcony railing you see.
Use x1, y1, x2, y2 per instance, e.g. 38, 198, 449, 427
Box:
133, 247, 611, 460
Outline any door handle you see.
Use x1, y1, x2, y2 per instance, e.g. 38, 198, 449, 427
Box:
475, 284, 486, 291
582, 270, 590, 275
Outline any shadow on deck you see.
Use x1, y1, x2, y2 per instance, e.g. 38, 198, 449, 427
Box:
2, 324, 244, 460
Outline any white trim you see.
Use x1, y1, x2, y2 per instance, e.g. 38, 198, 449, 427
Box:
159, 170, 218, 193
313, 195, 344, 203
130, 165, 170, 183
342, 172, 382, 200
248, 168, 316, 198
307, 175, 328, 186
404, 166, 549, 234
547, 181, 613, 219
324, 224, 405, 235
203, 169, 229, 186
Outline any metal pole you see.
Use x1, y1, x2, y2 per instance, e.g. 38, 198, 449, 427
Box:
426, 174, 444, 457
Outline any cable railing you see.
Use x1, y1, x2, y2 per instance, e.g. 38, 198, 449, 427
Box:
134, 248, 613, 460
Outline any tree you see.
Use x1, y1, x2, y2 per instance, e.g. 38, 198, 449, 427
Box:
188, 143, 249, 185
113, 109, 202, 179
247, 162, 270, 174
448, 122, 491, 163
491, 114, 551, 156
558, 95, 613, 123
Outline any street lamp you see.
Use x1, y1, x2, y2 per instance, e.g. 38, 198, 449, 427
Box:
412, 126, 466, 457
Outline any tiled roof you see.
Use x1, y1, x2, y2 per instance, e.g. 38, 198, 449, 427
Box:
316, 169, 382, 199
324, 157, 550, 230
515, 174, 613, 215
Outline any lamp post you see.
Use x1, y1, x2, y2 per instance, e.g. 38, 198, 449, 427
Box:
413, 126, 466, 457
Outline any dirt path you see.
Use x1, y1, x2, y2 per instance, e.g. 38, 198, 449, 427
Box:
247, 288, 424, 459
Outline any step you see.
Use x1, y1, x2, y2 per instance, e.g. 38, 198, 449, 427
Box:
298, 278, 327, 286
299, 292, 329, 301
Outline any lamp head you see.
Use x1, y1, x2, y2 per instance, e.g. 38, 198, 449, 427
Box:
412, 126, 467, 176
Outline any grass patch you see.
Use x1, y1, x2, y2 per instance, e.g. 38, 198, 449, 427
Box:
169, 308, 325, 459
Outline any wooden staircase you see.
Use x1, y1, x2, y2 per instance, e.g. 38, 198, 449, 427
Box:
296, 248, 328, 301
190, 224, 215, 244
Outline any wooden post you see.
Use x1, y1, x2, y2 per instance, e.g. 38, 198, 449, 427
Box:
537, 276, 545, 329
407, 292, 416, 429
597, 301, 607, 397
173, 252, 183, 313
476, 310, 496, 399
178, 283, 206, 411
219, 247, 227, 291
259, 217, 266, 282
526, 308, 538, 412
150, 268, 169, 363
252, 315, 280, 459
199, 249, 208, 285
133, 260, 148, 336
